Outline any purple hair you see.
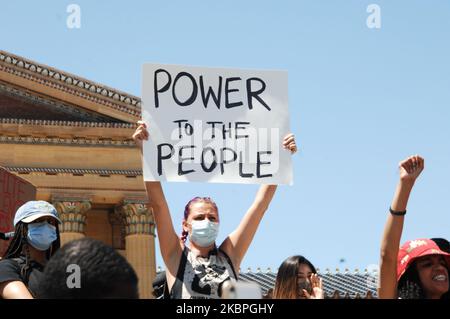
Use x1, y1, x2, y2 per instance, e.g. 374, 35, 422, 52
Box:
181, 197, 218, 243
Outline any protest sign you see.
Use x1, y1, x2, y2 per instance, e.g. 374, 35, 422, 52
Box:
141, 64, 293, 185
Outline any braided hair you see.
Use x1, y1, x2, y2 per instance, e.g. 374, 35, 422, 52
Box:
181, 197, 219, 243
397, 261, 425, 299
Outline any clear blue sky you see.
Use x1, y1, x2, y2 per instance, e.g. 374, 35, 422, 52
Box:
1, 0, 449, 272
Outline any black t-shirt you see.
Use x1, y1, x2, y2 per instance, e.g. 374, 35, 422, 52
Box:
0, 256, 45, 297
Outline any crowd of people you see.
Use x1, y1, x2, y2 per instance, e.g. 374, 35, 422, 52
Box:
0, 123, 448, 299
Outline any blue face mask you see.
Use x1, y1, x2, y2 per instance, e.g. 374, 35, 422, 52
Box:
27, 222, 57, 251
190, 219, 219, 247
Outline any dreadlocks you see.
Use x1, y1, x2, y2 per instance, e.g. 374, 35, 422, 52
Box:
3, 222, 27, 259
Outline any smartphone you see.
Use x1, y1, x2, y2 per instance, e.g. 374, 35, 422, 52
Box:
221, 281, 262, 299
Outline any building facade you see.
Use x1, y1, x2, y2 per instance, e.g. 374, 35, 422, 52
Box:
0, 50, 156, 298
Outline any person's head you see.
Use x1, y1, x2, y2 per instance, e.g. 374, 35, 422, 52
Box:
272, 255, 317, 299
181, 197, 219, 248
397, 239, 450, 299
3, 200, 61, 260
38, 237, 139, 299
431, 238, 450, 253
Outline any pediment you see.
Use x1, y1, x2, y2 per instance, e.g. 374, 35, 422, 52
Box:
0, 50, 141, 123
0, 82, 121, 122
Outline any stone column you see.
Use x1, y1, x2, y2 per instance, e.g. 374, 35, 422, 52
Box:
116, 200, 156, 299
52, 199, 91, 246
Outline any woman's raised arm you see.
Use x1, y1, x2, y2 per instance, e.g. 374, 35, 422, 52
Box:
133, 122, 182, 272
220, 133, 298, 270
378, 155, 424, 299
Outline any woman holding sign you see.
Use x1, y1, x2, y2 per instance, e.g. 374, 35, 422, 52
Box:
133, 122, 297, 299
378, 155, 450, 299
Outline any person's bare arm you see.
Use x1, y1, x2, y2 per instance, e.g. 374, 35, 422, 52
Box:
133, 122, 182, 273
378, 155, 424, 299
221, 184, 277, 269
0, 280, 33, 299
220, 133, 297, 270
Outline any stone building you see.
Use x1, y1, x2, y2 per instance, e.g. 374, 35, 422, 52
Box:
0, 50, 155, 298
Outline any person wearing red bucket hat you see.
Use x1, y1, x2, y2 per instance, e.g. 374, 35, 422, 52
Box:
396, 239, 450, 299
0, 201, 61, 299
379, 155, 450, 299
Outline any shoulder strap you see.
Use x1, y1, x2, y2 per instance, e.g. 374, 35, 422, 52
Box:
162, 279, 170, 299
170, 246, 188, 299
10, 257, 28, 285
218, 248, 238, 279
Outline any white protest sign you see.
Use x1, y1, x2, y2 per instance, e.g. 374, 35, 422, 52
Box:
141, 64, 293, 185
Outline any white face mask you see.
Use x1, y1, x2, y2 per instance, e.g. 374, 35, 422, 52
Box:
189, 219, 219, 247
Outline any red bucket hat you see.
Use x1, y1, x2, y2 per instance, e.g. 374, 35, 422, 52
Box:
397, 238, 450, 281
